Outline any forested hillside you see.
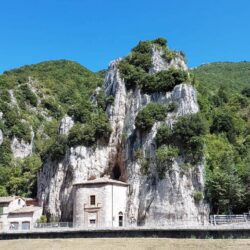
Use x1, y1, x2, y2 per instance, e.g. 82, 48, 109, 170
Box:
193, 62, 250, 91
0, 60, 110, 197
193, 63, 250, 214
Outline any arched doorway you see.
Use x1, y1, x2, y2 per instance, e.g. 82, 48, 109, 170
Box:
118, 212, 123, 227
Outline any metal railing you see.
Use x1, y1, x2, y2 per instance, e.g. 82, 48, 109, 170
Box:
1, 215, 250, 233
34, 222, 73, 229
210, 214, 250, 225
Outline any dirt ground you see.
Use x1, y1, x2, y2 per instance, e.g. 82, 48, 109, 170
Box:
0, 238, 250, 250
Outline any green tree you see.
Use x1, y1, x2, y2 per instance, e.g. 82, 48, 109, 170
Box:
135, 103, 167, 131
155, 125, 173, 146
156, 145, 179, 179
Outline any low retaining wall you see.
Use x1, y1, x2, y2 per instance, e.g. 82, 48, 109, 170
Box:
1, 228, 250, 240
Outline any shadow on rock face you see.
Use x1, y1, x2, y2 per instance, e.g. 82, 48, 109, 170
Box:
112, 164, 121, 180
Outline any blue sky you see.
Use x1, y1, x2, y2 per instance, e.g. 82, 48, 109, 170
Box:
0, 0, 250, 73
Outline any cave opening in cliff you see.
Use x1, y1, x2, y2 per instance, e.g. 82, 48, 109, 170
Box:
112, 164, 121, 180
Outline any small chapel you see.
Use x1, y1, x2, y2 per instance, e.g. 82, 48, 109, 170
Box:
73, 178, 129, 227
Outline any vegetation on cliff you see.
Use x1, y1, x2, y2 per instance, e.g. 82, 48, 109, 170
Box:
0, 60, 110, 197
118, 38, 188, 93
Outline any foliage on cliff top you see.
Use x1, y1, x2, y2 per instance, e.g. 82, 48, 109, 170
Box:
118, 38, 188, 93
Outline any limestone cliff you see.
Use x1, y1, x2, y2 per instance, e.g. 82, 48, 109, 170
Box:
37, 45, 209, 225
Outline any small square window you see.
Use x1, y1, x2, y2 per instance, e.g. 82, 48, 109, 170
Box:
90, 195, 96, 205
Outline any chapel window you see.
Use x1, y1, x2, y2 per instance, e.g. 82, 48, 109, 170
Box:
90, 195, 96, 206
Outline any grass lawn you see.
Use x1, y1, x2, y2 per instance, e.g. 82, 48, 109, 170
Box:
0, 238, 250, 250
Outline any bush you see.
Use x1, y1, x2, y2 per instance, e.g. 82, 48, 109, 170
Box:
156, 145, 179, 179
0, 89, 11, 103
37, 215, 47, 223
173, 113, 208, 145
132, 41, 152, 54
127, 52, 152, 72
68, 123, 95, 147
4, 107, 19, 128
193, 191, 203, 203
156, 113, 207, 164
212, 87, 229, 107
153, 38, 167, 47
68, 111, 112, 147
242, 87, 250, 97
141, 69, 188, 94
68, 100, 93, 123
155, 125, 173, 146
95, 90, 115, 110
42, 98, 62, 118
19, 84, 38, 107
119, 38, 188, 93
210, 112, 237, 143
158, 69, 188, 92
0, 186, 8, 197
134, 149, 143, 161
118, 61, 145, 90
12, 154, 42, 197
11, 121, 31, 143
0, 140, 12, 166
185, 136, 204, 163
49, 135, 68, 161
135, 103, 167, 131
92, 112, 112, 142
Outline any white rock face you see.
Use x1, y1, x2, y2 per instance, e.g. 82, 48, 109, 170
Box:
11, 128, 34, 159
149, 46, 188, 74
149, 46, 169, 74
59, 115, 74, 135
8, 90, 18, 106
38, 59, 128, 220
38, 50, 209, 224
11, 137, 33, 158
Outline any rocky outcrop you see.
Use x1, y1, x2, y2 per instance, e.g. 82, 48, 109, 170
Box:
11, 129, 34, 159
149, 46, 188, 74
8, 90, 18, 107
11, 137, 32, 158
38, 47, 209, 225
59, 115, 74, 135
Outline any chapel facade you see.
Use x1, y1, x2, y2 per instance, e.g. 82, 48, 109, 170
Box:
73, 178, 129, 228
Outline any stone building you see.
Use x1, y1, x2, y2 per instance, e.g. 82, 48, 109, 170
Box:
0, 196, 42, 231
73, 178, 129, 228
0, 197, 25, 230
8, 206, 42, 230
